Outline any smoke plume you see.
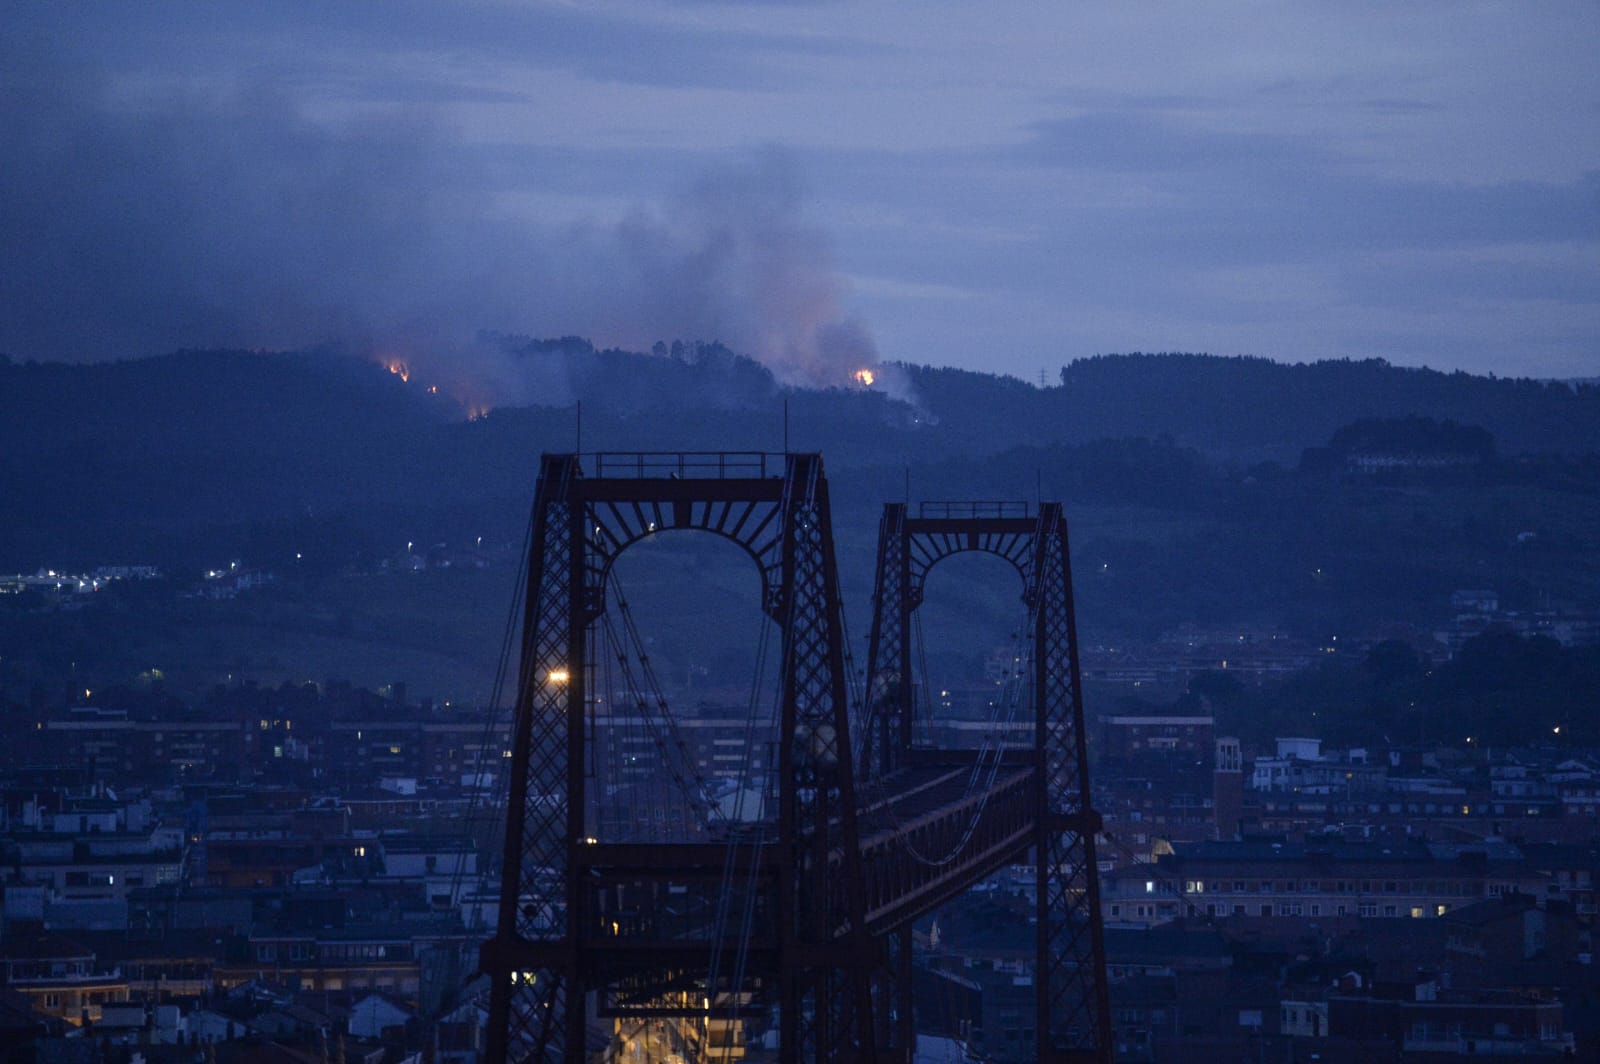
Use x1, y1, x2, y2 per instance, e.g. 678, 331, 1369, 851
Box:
0, 40, 879, 399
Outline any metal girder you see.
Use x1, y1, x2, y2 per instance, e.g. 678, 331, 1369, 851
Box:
776, 454, 877, 1062
856, 765, 1036, 931
862, 501, 1112, 1064
1030, 505, 1113, 1062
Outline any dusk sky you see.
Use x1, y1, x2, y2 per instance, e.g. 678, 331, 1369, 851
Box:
4, 2, 1597, 390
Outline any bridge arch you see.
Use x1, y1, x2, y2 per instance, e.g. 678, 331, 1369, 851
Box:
583, 493, 788, 619
904, 513, 1038, 610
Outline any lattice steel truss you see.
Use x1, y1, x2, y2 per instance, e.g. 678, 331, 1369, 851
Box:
482, 453, 877, 1063
862, 501, 1112, 1063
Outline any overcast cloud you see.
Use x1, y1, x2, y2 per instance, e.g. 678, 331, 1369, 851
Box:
2, 1, 1596, 387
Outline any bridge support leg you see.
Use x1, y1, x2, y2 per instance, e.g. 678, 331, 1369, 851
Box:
895, 927, 914, 1061
1032, 505, 1112, 1062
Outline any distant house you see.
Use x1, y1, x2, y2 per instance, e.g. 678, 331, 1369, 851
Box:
1328, 981, 1574, 1056
187, 1007, 246, 1042
96, 1002, 182, 1044
379, 836, 476, 879
1100, 838, 1549, 928
0, 933, 129, 1025
348, 992, 411, 1040
434, 1002, 486, 1064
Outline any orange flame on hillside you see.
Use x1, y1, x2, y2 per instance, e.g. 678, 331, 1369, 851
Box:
853, 368, 875, 387
375, 353, 490, 421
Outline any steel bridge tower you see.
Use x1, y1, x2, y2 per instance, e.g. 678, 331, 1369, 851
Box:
482, 453, 876, 1063
861, 501, 1112, 1063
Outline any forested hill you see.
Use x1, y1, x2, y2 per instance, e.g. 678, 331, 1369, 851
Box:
5, 347, 1596, 474
2, 345, 1598, 573
1050, 355, 1600, 459
901, 354, 1598, 461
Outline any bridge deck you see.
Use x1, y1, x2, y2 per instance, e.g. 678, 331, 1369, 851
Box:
851, 760, 1038, 932
555, 759, 1041, 1014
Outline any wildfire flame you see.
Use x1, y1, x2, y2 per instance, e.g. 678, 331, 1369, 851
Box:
384, 359, 410, 383
853, 368, 875, 387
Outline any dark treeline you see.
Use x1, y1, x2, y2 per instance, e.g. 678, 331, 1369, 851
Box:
1053, 353, 1600, 459
1162, 630, 1600, 751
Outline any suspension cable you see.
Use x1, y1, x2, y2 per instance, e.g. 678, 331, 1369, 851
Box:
713, 457, 809, 1056
449, 508, 534, 931
600, 611, 719, 832
862, 592, 1038, 869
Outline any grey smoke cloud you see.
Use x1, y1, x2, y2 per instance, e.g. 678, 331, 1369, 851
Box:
588, 157, 880, 388
0, 39, 878, 398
